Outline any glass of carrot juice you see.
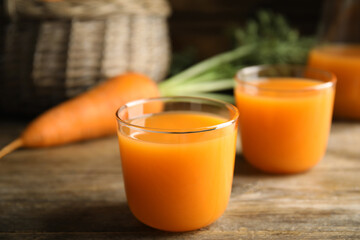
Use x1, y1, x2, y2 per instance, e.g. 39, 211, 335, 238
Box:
235, 65, 336, 174
116, 96, 239, 232
308, 0, 360, 119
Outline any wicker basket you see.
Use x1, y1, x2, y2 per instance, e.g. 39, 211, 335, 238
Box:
0, 0, 171, 116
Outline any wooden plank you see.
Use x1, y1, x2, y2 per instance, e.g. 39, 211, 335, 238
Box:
0, 231, 359, 240
0, 120, 359, 239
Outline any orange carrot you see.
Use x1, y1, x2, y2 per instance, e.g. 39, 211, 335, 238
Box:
0, 39, 251, 159
0, 73, 159, 158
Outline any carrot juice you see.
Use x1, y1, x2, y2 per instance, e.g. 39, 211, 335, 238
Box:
308, 45, 360, 119
235, 65, 336, 174
116, 97, 238, 232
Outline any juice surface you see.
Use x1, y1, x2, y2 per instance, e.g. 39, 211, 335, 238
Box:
118, 112, 237, 231
308, 44, 360, 119
235, 78, 334, 173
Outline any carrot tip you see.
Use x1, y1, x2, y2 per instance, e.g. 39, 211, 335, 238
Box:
0, 138, 23, 159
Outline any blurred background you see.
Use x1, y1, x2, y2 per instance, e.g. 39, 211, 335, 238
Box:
168, 0, 323, 59
0, 0, 325, 118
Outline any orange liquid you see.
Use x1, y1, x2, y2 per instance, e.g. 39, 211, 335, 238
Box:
308, 45, 360, 119
235, 78, 334, 173
117, 112, 237, 232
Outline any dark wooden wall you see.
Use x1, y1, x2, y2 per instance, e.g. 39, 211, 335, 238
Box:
168, 0, 325, 59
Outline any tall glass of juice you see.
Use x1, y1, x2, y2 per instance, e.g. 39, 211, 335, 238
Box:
235, 65, 336, 174
308, 0, 360, 119
116, 97, 238, 232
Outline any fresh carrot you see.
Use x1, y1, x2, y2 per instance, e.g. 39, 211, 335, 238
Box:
0, 39, 256, 159
0, 73, 159, 158
0, 44, 253, 158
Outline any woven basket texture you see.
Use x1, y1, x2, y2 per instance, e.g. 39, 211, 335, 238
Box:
1, 0, 171, 116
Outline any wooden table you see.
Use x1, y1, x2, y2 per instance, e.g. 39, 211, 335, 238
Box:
1, 120, 359, 239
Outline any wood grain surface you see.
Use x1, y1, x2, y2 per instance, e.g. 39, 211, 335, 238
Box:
0, 120, 359, 239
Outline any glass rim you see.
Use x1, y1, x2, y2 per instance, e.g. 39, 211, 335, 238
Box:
236, 64, 337, 92
115, 96, 239, 134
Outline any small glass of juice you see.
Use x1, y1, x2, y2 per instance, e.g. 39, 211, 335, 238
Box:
116, 97, 239, 232
235, 65, 336, 174
308, 0, 360, 119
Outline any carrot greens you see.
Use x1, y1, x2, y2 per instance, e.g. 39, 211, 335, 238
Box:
159, 11, 315, 103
